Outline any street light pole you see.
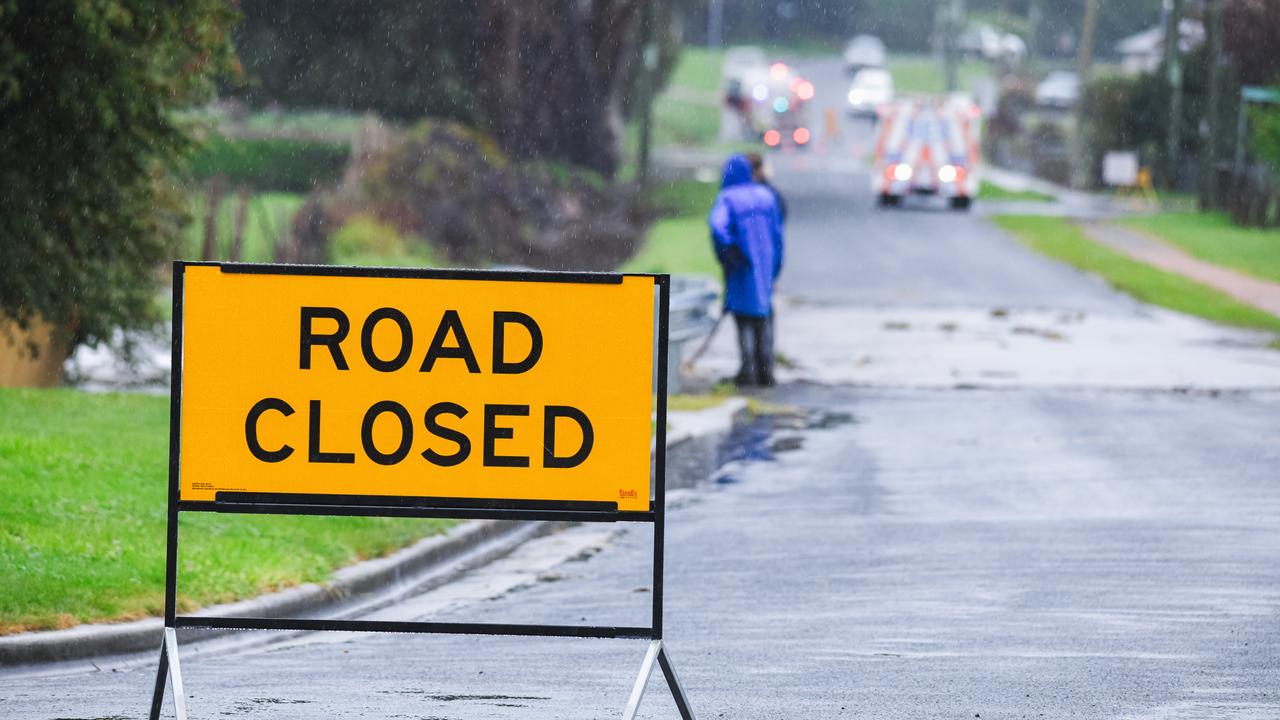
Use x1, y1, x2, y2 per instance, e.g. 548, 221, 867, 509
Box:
942, 0, 964, 93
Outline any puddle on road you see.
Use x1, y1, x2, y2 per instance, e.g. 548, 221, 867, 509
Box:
705, 407, 855, 487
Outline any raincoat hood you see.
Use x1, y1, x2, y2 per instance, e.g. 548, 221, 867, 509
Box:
721, 154, 754, 188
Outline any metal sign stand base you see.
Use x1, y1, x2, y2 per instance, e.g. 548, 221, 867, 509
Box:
149, 628, 187, 720
147, 630, 694, 720
624, 640, 696, 720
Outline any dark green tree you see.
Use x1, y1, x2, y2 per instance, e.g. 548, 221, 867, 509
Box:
0, 0, 238, 351
232, 0, 647, 177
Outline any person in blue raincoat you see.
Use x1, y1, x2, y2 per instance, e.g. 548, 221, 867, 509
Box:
708, 154, 784, 387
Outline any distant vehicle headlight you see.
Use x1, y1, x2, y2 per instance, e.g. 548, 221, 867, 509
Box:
752, 84, 769, 101
848, 89, 865, 105
938, 165, 958, 183
893, 164, 913, 181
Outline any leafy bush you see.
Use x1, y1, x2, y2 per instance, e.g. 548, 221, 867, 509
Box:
301, 121, 650, 270
185, 137, 349, 192
330, 215, 435, 267
1252, 104, 1280, 175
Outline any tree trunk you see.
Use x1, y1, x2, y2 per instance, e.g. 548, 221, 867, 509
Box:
229, 187, 250, 262
201, 176, 226, 261
465, 0, 643, 177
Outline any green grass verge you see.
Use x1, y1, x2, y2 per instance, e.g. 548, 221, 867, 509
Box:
623, 178, 721, 276
993, 215, 1280, 335
649, 179, 721, 218
886, 54, 990, 94
621, 217, 719, 276
667, 47, 723, 94
668, 394, 731, 412
652, 95, 721, 148
182, 191, 304, 264
1121, 212, 1280, 286
0, 388, 454, 634
978, 180, 1054, 202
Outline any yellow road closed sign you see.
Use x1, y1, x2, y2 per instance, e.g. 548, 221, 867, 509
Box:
177, 264, 656, 512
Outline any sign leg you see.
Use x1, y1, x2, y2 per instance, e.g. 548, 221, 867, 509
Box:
622, 640, 662, 720
148, 635, 169, 720
162, 628, 188, 720
657, 644, 696, 720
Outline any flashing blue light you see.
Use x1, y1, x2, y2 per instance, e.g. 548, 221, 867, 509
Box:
773, 97, 789, 113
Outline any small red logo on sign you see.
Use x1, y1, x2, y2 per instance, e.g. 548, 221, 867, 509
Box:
619, 489, 637, 499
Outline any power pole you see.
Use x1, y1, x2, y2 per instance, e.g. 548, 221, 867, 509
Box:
637, 0, 658, 190
707, 0, 723, 48
1070, 0, 1099, 189
1201, 0, 1222, 209
1164, 0, 1184, 189
1026, 0, 1042, 74
942, 0, 964, 93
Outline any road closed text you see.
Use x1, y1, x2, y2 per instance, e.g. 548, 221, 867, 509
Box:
243, 306, 594, 469
177, 266, 655, 510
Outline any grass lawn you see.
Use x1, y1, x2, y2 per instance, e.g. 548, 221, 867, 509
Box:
0, 388, 454, 634
978, 180, 1054, 202
887, 54, 990, 94
236, 110, 364, 141
1121, 212, 1280, 285
184, 109, 363, 144
993, 215, 1280, 335
182, 191, 305, 263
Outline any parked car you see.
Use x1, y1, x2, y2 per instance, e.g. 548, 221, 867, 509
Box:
847, 67, 894, 118
843, 35, 886, 75
1035, 71, 1079, 109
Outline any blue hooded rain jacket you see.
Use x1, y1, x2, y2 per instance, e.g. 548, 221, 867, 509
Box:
708, 155, 784, 318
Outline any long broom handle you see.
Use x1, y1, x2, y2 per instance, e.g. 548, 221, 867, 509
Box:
679, 311, 727, 370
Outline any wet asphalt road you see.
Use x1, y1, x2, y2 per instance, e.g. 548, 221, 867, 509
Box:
9, 389, 1280, 719
6, 57, 1280, 719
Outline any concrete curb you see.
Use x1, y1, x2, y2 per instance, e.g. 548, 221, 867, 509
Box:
0, 398, 748, 669
0, 519, 533, 667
